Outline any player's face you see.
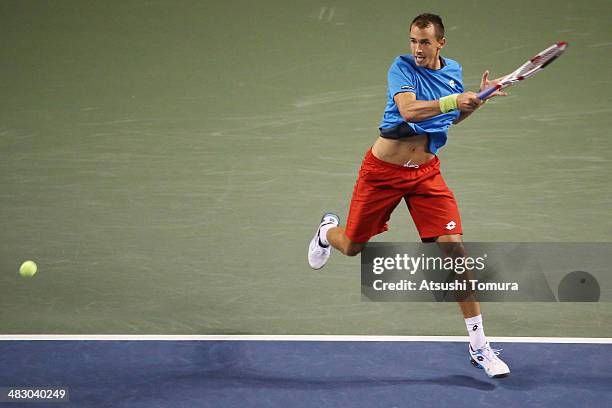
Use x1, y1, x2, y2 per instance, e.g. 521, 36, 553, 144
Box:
409, 24, 445, 69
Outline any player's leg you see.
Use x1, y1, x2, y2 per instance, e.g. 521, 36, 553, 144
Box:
308, 186, 400, 267
407, 169, 510, 378
308, 218, 367, 269
435, 234, 485, 349
435, 233, 480, 317
436, 234, 509, 378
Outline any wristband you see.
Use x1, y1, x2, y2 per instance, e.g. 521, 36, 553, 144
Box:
439, 94, 459, 113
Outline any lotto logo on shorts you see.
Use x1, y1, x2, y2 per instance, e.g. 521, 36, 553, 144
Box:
445, 221, 456, 230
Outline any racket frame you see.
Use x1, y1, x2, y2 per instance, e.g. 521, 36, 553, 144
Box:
477, 41, 567, 100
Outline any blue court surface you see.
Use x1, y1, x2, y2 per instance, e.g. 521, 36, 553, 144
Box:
1, 336, 611, 408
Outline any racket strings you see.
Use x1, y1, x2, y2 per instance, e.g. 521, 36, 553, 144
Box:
509, 45, 565, 81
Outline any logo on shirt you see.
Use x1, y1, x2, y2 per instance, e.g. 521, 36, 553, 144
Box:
400, 85, 415, 90
445, 221, 456, 230
449, 80, 456, 88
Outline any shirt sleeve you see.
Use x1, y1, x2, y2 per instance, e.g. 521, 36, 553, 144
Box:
387, 57, 417, 98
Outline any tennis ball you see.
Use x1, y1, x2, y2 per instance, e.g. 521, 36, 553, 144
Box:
19, 260, 37, 278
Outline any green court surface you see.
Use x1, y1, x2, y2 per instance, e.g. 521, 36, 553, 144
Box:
1, 0, 611, 337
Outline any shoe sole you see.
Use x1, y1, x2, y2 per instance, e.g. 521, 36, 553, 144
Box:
308, 239, 327, 270
307, 213, 339, 270
470, 358, 510, 378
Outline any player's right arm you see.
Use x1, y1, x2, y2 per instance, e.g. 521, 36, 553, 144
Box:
394, 91, 482, 122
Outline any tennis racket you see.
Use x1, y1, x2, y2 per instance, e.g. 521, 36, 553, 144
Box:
478, 41, 568, 100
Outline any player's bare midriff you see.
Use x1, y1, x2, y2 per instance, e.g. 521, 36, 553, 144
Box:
371, 134, 434, 166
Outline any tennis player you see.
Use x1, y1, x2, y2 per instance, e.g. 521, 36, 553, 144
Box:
308, 13, 510, 378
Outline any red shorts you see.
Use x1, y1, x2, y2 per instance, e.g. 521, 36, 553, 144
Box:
345, 149, 462, 243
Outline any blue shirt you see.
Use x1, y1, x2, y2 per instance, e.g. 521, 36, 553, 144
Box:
379, 55, 464, 154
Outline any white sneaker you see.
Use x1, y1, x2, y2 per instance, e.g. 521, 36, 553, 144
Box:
308, 213, 340, 270
469, 342, 510, 378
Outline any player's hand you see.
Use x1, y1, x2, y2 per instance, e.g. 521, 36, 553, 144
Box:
479, 70, 508, 99
457, 92, 482, 112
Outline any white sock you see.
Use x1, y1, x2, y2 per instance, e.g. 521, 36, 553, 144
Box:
465, 314, 486, 350
318, 222, 335, 246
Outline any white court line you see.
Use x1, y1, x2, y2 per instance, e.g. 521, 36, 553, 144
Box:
327, 7, 335, 22
318, 7, 326, 21
588, 42, 612, 48
0, 335, 611, 344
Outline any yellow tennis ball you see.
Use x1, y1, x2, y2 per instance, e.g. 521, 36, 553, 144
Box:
19, 260, 37, 277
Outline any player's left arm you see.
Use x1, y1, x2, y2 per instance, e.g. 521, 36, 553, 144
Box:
453, 70, 507, 125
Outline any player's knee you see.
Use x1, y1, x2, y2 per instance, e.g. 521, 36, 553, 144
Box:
436, 234, 463, 243
344, 243, 364, 257
436, 234, 466, 258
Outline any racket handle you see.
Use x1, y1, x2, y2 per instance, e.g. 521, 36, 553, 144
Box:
477, 84, 501, 100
